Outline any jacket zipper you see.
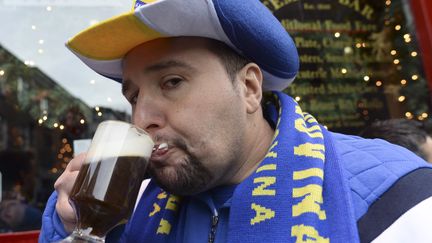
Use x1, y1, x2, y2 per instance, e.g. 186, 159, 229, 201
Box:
208, 215, 219, 243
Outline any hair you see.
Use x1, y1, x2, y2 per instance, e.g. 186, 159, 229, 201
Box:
359, 119, 429, 159
206, 40, 252, 82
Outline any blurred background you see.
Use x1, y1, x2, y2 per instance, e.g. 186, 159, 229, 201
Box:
0, 0, 431, 234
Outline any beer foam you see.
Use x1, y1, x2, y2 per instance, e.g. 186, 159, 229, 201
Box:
86, 136, 154, 161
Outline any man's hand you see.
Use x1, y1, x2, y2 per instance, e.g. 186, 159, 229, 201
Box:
54, 153, 86, 233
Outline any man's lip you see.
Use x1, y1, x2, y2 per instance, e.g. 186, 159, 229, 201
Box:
151, 147, 169, 158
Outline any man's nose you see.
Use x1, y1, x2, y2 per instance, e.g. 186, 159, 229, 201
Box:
132, 98, 165, 135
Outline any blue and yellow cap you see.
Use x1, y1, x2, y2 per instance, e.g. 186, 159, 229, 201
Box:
67, 0, 299, 91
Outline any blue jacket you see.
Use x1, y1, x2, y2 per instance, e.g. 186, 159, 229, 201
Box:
39, 131, 431, 242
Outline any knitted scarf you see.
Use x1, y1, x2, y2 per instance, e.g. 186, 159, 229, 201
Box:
122, 92, 359, 242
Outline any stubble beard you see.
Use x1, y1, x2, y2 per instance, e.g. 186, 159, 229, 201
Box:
148, 141, 214, 195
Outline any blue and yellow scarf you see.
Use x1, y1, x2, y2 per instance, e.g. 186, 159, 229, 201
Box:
122, 92, 359, 242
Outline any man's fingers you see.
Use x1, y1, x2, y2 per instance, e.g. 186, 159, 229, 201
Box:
53, 153, 86, 233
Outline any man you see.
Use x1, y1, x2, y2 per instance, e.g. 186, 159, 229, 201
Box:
40, 0, 432, 242
360, 119, 432, 163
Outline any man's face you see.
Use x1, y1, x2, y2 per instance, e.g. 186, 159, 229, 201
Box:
122, 38, 249, 195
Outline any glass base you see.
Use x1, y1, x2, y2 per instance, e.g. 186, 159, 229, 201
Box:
59, 230, 105, 243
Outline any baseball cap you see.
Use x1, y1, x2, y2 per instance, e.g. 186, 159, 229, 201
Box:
67, 0, 299, 91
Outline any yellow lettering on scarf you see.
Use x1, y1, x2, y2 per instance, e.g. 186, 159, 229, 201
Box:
252, 177, 276, 196
294, 118, 323, 139
156, 219, 171, 235
256, 164, 277, 173
294, 143, 325, 161
291, 224, 329, 243
293, 168, 324, 180
304, 114, 317, 124
157, 191, 167, 199
250, 203, 275, 225
165, 195, 180, 211
294, 106, 323, 139
266, 141, 278, 158
292, 185, 326, 220
149, 203, 161, 217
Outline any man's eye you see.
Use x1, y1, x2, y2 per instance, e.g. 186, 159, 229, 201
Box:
162, 77, 183, 89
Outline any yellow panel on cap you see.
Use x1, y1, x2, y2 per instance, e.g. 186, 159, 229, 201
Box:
67, 12, 164, 60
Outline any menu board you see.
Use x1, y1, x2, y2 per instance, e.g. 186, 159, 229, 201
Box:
262, 0, 428, 134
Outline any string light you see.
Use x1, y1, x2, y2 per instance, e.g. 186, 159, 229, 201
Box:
405, 112, 413, 118
59, 125, 65, 130
398, 96, 406, 102
38, 119, 43, 124
401, 79, 407, 85
341, 68, 347, 74
422, 113, 428, 118
394, 25, 401, 31
411, 51, 418, 57
344, 47, 353, 54
356, 43, 362, 48
0, 70, 4, 76
90, 80, 96, 84
38, 49, 44, 54
363, 76, 370, 81
295, 96, 301, 101
412, 75, 419, 80
385, 0, 391, 6
107, 97, 112, 102
31, 25, 36, 30
53, 123, 59, 128
95, 106, 100, 111
38, 39, 44, 44
80, 119, 85, 124
46, 6, 52, 11
62, 138, 67, 144
334, 32, 341, 38
403, 34, 410, 39
390, 50, 397, 55
393, 59, 400, 65
376, 81, 382, 87
98, 112, 103, 117
43, 115, 48, 121
24, 60, 35, 66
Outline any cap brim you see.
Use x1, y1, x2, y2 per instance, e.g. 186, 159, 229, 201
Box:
67, 12, 164, 60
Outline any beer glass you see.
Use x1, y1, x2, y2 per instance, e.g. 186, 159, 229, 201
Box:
61, 120, 154, 242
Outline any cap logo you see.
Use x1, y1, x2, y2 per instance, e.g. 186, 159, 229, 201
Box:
133, 0, 157, 10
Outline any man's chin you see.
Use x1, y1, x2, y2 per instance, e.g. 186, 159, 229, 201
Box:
149, 167, 206, 196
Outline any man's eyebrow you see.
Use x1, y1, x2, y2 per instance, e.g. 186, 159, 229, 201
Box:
143, 60, 197, 74
122, 60, 197, 95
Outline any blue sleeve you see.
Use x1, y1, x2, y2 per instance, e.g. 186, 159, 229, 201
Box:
38, 191, 69, 243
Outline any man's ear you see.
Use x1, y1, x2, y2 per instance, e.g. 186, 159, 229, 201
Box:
238, 63, 263, 114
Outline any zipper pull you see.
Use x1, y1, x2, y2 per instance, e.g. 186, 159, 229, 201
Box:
208, 215, 219, 243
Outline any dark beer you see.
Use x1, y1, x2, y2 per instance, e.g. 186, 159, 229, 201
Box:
70, 156, 148, 237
